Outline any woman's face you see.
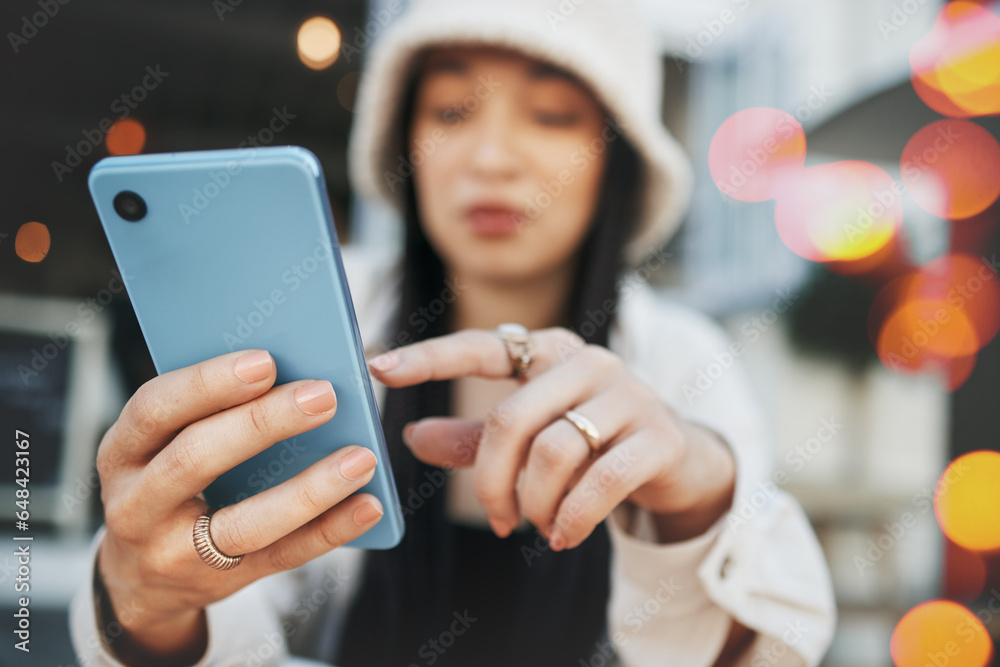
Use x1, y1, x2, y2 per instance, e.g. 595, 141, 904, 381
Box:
409, 46, 610, 282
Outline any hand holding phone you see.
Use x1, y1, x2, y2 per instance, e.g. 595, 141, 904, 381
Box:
88, 146, 403, 549
86, 146, 405, 664
92, 349, 384, 664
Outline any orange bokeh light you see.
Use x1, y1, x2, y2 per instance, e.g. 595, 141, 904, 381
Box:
901, 120, 1000, 220
908, 254, 1000, 347
945, 540, 988, 601
935, 450, 1000, 552
297, 16, 341, 70
910, 1, 1000, 117
708, 107, 806, 203
773, 161, 900, 263
105, 118, 147, 156
871, 254, 1000, 384
15, 221, 50, 263
877, 298, 978, 372
891, 600, 992, 667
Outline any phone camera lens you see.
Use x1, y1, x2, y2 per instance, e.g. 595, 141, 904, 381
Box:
113, 191, 147, 222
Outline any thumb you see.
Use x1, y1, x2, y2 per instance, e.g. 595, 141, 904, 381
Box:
401, 417, 482, 468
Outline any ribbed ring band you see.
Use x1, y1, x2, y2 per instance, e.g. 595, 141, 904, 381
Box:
192, 508, 244, 571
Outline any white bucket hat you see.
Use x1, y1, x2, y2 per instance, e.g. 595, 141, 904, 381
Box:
347, 0, 695, 266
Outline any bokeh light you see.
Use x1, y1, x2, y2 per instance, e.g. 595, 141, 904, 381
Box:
901, 120, 1000, 220
870, 254, 1000, 386
15, 221, 50, 263
945, 541, 988, 601
297, 17, 341, 70
876, 298, 978, 373
907, 254, 1000, 348
910, 1, 1000, 118
935, 450, 1000, 552
773, 161, 900, 263
708, 107, 806, 203
105, 118, 146, 156
337, 71, 360, 112
891, 600, 992, 667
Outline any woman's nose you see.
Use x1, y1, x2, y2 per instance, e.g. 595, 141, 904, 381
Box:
467, 105, 521, 180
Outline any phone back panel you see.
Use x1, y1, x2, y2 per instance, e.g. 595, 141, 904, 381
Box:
89, 146, 403, 549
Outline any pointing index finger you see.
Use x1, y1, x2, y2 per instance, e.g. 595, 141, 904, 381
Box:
366, 328, 582, 387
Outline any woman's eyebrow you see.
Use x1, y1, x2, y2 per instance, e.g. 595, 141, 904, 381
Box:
530, 63, 577, 82
422, 57, 468, 75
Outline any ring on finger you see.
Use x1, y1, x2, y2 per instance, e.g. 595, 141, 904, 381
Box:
494, 323, 536, 381
562, 409, 602, 453
193, 508, 244, 571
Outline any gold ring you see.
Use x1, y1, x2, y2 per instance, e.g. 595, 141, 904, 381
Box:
563, 410, 602, 452
192, 508, 243, 571
493, 323, 535, 381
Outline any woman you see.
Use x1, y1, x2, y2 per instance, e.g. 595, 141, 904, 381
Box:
71, 0, 836, 665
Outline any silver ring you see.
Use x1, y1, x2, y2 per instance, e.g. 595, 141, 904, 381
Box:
563, 410, 602, 452
193, 508, 243, 571
493, 323, 536, 381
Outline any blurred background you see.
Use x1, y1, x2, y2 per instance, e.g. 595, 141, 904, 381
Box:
1, 0, 999, 665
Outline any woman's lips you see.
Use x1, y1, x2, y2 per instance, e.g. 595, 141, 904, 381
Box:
465, 205, 524, 237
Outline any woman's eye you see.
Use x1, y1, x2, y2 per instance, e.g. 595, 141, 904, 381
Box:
435, 107, 466, 124
534, 111, 580, 127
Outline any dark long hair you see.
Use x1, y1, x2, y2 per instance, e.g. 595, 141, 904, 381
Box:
335, 67, 645, 667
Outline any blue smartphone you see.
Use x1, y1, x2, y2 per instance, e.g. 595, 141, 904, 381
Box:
88, 146, 404, 549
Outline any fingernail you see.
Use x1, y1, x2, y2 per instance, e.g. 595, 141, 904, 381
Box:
340, 447, 376, 480
354, 498, 384, 525
549, 531, 566, 551
488, 518, 512, 539
368, 350, 401, 372
402, 422, 417, 447
234, 350, 273, 384
294, 380, 336, 415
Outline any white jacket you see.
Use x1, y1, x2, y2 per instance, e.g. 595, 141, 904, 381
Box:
70, 244, 836, 666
